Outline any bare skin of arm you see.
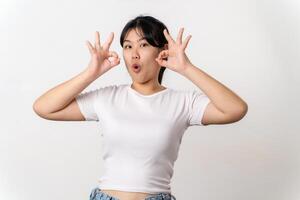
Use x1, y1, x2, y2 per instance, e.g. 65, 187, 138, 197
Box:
33, 31, 120, 121
156, 28, 248, 126
33, 69, 97, 121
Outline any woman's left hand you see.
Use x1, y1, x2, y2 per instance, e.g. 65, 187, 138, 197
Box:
155, 28, 193, 74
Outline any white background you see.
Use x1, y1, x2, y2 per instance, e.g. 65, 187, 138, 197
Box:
1, 0, 299, 199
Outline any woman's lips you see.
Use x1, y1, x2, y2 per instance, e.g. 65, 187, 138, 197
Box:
131, 64, 141, 73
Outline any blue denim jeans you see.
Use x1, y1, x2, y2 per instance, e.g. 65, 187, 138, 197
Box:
89, 187, 176, 200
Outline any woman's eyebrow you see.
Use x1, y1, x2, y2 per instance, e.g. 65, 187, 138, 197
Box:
124, 37, 146, 43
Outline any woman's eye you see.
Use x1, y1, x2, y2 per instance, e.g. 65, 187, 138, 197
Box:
123, 43, 147, 49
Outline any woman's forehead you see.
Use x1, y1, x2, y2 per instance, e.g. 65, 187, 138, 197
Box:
124, 28, 145, 42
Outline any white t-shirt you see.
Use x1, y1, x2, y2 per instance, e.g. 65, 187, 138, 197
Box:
75, 83, 210, 194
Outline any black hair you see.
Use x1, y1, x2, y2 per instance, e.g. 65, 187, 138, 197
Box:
120, 15, 169, 84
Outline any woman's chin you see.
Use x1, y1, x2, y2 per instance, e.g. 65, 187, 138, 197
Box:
131, 77, 149, 83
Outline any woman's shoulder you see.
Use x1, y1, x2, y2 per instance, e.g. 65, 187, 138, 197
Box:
94, 83, 130, 95
93, 83, 124, 91
166, 86, 191, 94
166, 87, 207, 102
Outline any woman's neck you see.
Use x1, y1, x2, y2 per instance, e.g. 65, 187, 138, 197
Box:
130, 82, 166, 95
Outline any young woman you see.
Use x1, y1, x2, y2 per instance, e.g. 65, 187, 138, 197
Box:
33, 15, 248, 200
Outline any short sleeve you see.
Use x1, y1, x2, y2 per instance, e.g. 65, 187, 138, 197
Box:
187, 90, 211, 126
75, 88, 100, 121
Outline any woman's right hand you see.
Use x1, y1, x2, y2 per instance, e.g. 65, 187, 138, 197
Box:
85, 31, 120, 78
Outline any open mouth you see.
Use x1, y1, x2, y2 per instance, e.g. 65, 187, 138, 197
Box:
132, 64, 141, 73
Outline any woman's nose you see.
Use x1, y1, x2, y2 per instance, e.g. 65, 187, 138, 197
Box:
131, 49, 140, 59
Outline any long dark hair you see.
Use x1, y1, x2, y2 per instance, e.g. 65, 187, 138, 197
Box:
120, 15, 169, 84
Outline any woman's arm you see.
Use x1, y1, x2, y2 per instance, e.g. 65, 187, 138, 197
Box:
33, 31, 120, 119
181, 64, 248, 125
182, 64, 248, 116
32, 69, 96, 116
156, 28, 248, 125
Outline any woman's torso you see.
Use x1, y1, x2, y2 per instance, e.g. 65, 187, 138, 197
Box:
100, 189, 153, 200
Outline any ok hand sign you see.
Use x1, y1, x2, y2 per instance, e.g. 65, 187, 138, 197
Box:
155, 28, 193, 74
85, 31, 120, 78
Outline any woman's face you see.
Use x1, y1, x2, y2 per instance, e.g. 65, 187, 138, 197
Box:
122, 28, 163, 84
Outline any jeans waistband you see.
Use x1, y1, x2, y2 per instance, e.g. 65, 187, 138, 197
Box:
89, 187, 176, 200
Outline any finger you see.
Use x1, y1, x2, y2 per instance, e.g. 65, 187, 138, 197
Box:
108, 51, 119, 58
163, 29, 175, 44
182, 35, 192, 50
86, 40, 95, 54
176, 27, 184, 44
102, 32, 114, 51
109, 57, 120, 67
95, 31, 101, 50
